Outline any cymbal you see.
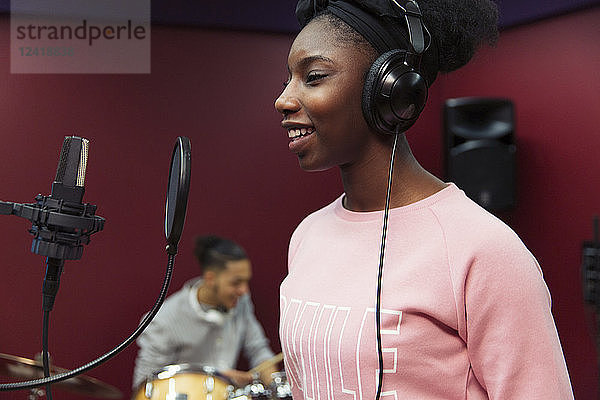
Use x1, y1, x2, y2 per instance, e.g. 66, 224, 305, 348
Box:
0, 352, 122, 399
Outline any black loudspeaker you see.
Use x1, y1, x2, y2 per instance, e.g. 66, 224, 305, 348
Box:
361, 0, 429, 135
444, 97, 516, 211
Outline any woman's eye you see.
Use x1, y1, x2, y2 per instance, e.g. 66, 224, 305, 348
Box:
306, 72, 327, 84
282, 74, 291, 87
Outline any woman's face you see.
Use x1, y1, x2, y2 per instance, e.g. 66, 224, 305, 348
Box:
274, 18, 376, 172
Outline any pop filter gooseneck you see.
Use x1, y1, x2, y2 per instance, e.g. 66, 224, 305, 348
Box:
0, 136, 192, 392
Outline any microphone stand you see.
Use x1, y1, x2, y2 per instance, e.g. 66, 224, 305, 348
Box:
42, 257, 64, 399
0, 196, 104, 398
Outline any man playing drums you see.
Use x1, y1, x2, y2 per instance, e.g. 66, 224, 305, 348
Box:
132, 235, 278, 392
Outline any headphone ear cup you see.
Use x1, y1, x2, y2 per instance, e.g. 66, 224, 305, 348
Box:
362, 51, 392, 135
362, 49, 428, 135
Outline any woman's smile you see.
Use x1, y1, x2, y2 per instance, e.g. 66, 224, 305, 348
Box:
274, 19, 374, 172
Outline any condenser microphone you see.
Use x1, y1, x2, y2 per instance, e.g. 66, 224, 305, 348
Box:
0, 136, 104, 310
33, 137, 101, 315
0, 136, 104, 263
51, 136, 89, 204
28, 136, 104, 262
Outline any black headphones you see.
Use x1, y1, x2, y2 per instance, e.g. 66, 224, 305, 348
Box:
362, 0, 430, 135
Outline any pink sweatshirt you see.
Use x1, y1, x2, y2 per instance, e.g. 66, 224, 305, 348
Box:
279, 184, 573, 399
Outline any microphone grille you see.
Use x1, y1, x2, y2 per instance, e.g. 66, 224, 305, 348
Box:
55, 136, 89, 187
55, 137, 72, 182
77, 138, 89, 187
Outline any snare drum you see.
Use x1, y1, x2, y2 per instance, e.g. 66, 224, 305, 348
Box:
133, 364, 234, 400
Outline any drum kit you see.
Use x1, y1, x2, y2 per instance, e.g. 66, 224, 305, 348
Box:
133, 353, 291, 400
0, 351, 290, 400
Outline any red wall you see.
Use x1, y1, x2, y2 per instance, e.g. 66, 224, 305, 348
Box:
0, 5, 599, 399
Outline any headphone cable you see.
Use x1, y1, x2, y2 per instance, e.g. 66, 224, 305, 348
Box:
375, 130, 400, 400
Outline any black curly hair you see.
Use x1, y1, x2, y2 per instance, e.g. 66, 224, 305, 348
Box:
194, 235, 248, 272
309, 0, 499, 86
420, 0, 499, 73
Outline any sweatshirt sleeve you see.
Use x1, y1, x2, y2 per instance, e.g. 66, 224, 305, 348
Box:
240, 295, 275, 368
132, 311, 178, 389
461, 235, 573, 399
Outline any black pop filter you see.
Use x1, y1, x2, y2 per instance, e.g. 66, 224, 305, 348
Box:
165, 136, 191, 255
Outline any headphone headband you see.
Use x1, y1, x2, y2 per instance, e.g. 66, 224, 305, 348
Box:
389, 0, 429, 55
362, 0, 430, 134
